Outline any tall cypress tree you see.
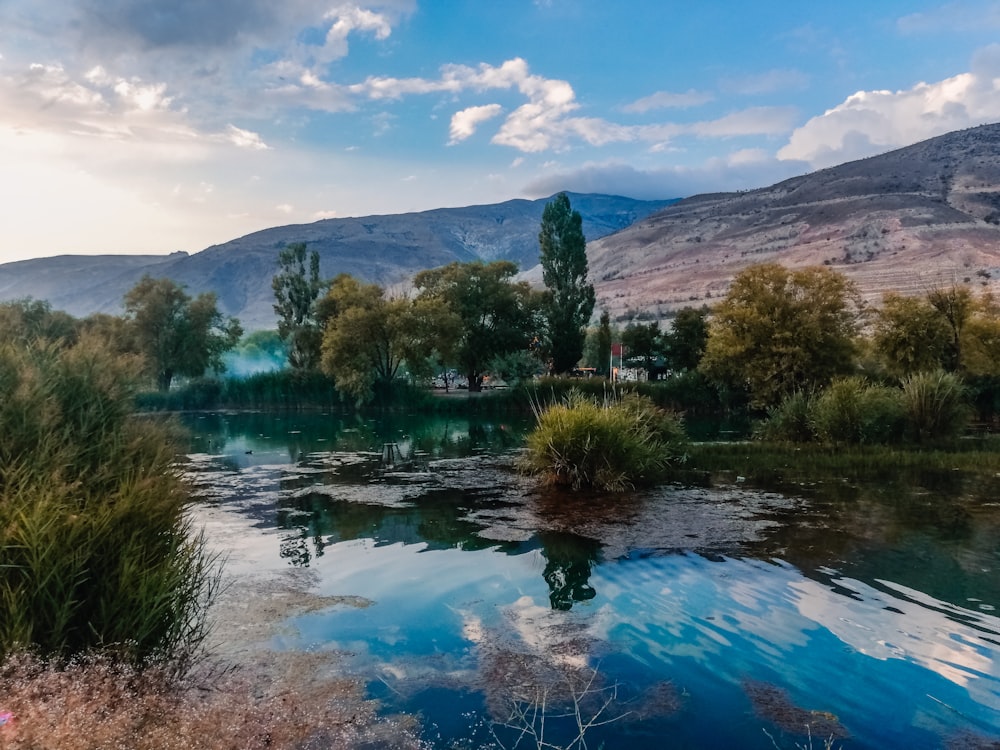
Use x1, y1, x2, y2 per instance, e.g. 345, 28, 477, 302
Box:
539, 193, 596, 374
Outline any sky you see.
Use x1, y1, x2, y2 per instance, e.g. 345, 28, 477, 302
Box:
4, 1, 1000, 263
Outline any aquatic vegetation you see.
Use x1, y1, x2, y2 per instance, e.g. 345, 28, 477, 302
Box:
810, 377, 905, 445
744, 679, 848, 741
757, 371, 971, 446
521, 389, 688, 491
0, 337, 216, 665
901, 370, 971, 443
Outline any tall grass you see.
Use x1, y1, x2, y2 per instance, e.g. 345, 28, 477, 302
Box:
0, 336, 217, 665
758, 372, 971, 446
521, 389, 688, 491
901, 370, 970, 443
810, 377, 905, 445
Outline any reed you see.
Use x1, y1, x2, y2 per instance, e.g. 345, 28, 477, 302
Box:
901, 370, 971, 443
521, 389, 688, 491
0, 336, 217, 665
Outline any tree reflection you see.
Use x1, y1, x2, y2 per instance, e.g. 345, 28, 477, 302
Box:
538, 531, 600, 611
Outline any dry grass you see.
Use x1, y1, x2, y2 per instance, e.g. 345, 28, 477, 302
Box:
0, 650, 426, 750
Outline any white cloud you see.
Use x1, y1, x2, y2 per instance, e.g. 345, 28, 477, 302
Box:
779, 47, 1000, 168
321, 5, 394, 62
622, 89, 714, 114
523, 151, 809, 202
226, 125, 270, 150
448, 103, 503, 144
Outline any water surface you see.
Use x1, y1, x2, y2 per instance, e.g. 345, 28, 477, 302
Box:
183, 411, 1000, 749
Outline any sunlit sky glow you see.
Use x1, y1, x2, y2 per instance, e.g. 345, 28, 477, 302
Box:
4, 0, 1000, 262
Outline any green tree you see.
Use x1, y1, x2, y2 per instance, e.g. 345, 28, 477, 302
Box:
927, 286, 976, 373
622, 320, 661, 376
124, 275, 242, 391
414, 261, 541, 391
872, 293, 952, 377
272, 242, 327, 371
700, 263, 861, 409
539, 193, 596, 374
664, 306, 708, 372
321, 274, 458, 403
0, 298, 79, 346
596, 310, 613, 374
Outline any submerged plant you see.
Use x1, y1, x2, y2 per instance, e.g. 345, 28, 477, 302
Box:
0, 336, 218, 666
521, 389, 688, 491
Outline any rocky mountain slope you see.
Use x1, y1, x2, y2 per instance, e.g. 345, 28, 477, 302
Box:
0, 193, 670, 330
587, 123, 1000, 320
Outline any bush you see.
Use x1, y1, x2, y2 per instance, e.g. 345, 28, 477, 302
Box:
755, 391, 816, 442
521, 389, 688, 491
810, 377, 906, 445
901, 370, 971, 443
0, 336, 217, 665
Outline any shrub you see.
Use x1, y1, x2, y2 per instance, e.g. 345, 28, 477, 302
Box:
755, 391, 816, 442
901, 370, 971, 443
0, 336, 217, 665
521, 389, 688, 491
810, 377, 905, 445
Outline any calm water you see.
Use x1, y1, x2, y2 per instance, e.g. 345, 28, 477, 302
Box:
183, 411, 1000, 749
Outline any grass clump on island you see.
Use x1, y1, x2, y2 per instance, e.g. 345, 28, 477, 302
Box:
521, 389, 688, 491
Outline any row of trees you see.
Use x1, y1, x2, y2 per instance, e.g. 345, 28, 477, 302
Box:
0, 281, 242, 393
273, 193, 597, 402
699, 262, 1000, 412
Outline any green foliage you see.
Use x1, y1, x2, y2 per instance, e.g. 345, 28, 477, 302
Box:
595, 310, 612, 373
0, 298, 79, 345
124, 275, 242, 391
810, 377, 906, 445
415, 261, 542, 392
901, 370, 971, 443
872, 293, 951, 377
0, 336, 217, 664
622, 320, 661, 374
755, 391, 816, 443
521, 390, 688, 491
663, 306, 709, 372
758, 372, 970, 446
538, 193, 596, 374
926, 286, 975, 373
321, 274, 459, 404
700, 263, 861, 409
272, 242, 327, 371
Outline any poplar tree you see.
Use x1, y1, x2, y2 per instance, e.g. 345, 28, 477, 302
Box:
539, 193, 596, 374
272, 242, 326, 371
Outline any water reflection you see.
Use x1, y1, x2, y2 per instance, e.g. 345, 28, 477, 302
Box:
539, 531, 599, 610
183, 412, 1000, 748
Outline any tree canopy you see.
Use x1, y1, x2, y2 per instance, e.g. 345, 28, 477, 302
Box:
272, 242, 327, 371
123, 276, 242, 391
873, 286, 1000, 379
414, 260, 541, 391
663, 306, 709, 372
539, 193, 595, 374
321, 274, 458, 403
700, 263, 861, 409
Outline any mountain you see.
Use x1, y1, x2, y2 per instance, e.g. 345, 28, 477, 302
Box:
0, 193, 671, 330
587, 122, 1000, 321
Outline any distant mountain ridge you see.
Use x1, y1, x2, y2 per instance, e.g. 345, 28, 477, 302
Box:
9, 123, 1000, 332
586, 122, 1000, 320
0, 193, 672, 329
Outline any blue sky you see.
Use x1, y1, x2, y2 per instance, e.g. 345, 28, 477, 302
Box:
3, 0, 1000, 263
